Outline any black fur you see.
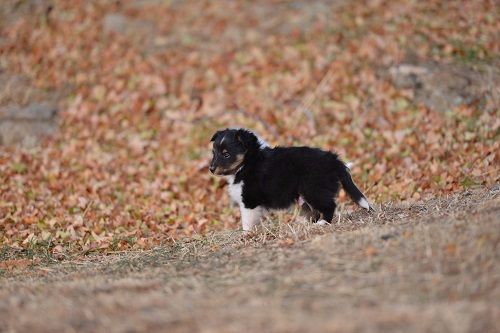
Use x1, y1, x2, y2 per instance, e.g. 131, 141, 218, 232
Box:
210, 128, 370, 223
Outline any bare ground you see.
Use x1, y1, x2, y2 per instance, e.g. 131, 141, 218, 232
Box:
1, 186, 499, 333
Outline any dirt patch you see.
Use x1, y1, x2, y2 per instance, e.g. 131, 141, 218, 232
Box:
1, 187, 499, 332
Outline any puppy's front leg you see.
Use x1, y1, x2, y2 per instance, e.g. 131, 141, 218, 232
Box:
240, 205, 262, 231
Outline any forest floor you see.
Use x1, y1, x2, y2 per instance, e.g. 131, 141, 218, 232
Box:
1, 0, 499, 331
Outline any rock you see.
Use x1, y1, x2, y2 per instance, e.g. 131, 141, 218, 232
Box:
0, 102, 58, 147
0, 73, 59, 147
0, 74, 38, 107
103, 13, 156, 38
389, 62, 500, 112
380, 233, 396, 241
0, 101, 57, 120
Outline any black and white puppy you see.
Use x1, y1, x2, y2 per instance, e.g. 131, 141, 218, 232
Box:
209, 128, 372, 231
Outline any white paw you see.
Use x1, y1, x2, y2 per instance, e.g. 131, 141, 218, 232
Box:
358, 197, 370, 210
315, 219, 329, 226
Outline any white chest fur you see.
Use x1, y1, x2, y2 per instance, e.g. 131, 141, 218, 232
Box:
225, 176, 243, 205
224, 175, 262, 231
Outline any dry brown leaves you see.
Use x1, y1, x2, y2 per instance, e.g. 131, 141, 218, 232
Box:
0, 0, 498, 254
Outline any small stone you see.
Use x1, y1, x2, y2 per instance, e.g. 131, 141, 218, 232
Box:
380, 234, 395, 241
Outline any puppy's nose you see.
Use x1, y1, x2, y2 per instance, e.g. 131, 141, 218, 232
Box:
209, 165, 216, 173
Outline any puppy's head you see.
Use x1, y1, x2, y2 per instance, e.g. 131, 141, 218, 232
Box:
209, 128, 259, 176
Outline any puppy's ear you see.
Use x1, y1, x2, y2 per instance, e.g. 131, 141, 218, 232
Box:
210, 130, 222, 142
236, 129, 257, 149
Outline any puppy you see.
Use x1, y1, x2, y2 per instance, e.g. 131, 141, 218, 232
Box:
209, 128, 372, 231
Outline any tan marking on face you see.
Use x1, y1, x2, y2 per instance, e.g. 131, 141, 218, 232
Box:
226, 153, 245, 173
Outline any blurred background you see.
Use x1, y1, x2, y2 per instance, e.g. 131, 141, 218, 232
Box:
0, 0, 498, 253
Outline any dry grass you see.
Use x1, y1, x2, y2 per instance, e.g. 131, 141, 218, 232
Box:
0, 186, 499, 332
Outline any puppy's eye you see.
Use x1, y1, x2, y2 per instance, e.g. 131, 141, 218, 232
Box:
223, 152, 230, 159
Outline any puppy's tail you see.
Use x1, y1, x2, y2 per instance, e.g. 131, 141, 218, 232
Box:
334, 160, 372, 211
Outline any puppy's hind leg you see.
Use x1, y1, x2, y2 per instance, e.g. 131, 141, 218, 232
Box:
299, 201, 322, 222
240, 205, 263, 231
302, 191, 336, 225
